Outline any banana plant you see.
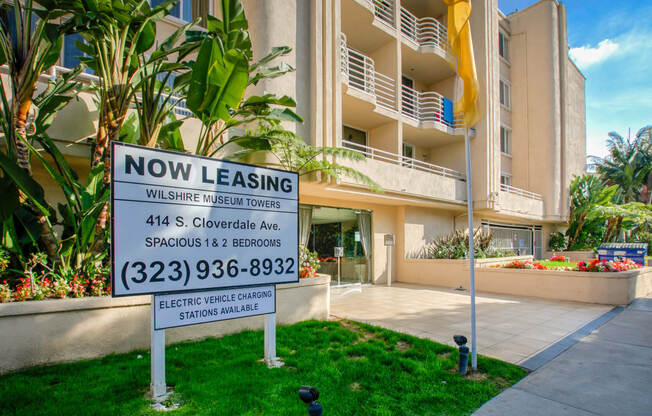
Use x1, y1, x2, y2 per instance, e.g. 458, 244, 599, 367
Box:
0, 0, 65, 175
0, 0, 74, 260
183, 0, 299, 156
39, 0, 205, 242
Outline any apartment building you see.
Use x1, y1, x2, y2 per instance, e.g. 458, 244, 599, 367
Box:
245, 0, 586, 285
28, 0, 586, 286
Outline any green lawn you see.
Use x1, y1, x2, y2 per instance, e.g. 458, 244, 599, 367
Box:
538, 260, 577, 269
0, 320, 526, 416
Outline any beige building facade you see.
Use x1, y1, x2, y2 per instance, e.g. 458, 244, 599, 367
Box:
23, 0, 586, 286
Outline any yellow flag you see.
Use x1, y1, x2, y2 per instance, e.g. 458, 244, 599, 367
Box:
444, 0, 481, 128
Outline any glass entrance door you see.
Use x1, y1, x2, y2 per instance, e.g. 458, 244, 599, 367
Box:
303, 205, 372, 285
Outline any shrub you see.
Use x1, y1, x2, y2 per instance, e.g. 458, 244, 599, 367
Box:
13, 277, 32, 301
299, 246, 320, 278
52, 279, 72, 299
69, 275, 86, 298
503, 260, 548, 270
0, 281, 11, 303
548, 255, 567, 262
632, 231, 652, 255
574, 259, 641, 272
416, 228, 513, 259
548, 232, 567, 251
32, 277, 54, 300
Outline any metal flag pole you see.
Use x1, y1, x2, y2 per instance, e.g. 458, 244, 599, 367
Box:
464, 126, 477, 370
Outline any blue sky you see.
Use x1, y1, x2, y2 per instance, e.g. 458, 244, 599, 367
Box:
498, 0, 652, 158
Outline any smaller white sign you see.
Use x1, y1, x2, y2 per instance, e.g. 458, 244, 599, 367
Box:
154, 285, 275, 330
334, 247, 344, 257
384, 234, 395, 246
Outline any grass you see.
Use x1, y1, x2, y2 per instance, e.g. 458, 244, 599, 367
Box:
537, 260, 577, 269
0, 320, 526, 416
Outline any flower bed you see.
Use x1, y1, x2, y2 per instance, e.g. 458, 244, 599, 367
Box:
0, 253, 110, 303
549, 255, 567, 262
498, 258, 641, 273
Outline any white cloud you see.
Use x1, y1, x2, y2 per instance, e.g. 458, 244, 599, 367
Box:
569, 39, 619, 69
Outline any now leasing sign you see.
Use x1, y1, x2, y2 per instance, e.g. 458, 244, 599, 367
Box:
110, 142, 299, 297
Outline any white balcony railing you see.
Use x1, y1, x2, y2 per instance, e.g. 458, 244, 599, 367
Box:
50, 65, 192, 117
501, 184, 543, 200
401, 84, 464, 129
373, 0, 394, 28
400, 7, 448, 51
342, 139, 466, 181
340, 35, 398, 112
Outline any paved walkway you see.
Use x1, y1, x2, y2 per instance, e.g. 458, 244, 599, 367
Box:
330, 284, 611, 364
473, 297, 652, 416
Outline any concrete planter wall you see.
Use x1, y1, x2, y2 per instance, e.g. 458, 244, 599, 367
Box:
476, 267, 651, 305
398, 258, 652, 305
0, 275, 330, 374
399, 256, 534, 288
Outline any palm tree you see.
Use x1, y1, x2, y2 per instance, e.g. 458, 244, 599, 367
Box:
635, 125, 652, 203
590, 128, 652, 203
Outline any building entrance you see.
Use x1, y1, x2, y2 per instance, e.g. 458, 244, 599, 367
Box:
300, 205, 372, 285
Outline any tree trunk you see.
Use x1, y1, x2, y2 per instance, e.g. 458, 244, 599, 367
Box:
13, 98, 33, 175
14, 97, 59, 260
569, 215, 586, 248
93, 97, 128, 256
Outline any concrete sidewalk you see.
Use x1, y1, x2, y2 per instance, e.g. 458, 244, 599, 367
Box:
331, 284, 611, 364
473, 297, 652, 416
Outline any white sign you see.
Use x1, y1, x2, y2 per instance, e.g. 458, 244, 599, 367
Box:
111, 142, 299, 297
334, 246, 344, 257
384, 234, 395, 246
153, 285, 275, 329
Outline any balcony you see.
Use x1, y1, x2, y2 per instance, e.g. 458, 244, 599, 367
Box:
499, 184, 545, 219
340, 35, 399, 126
399, 7, 455, 84
400, 7, 448, 53
342, 0, 395, 52
500, 184, 543, 201
401, 84, 464, 130
339, 139, 467, 202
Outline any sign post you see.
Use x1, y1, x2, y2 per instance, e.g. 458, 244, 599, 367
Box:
334, 247, 344, 286
110, 142, 299, 397
150, 298, 166, 398
384, 234, 394, 286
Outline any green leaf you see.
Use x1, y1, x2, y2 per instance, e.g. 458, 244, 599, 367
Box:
135, 20, 157, 54
0, 177, 20, 221
158, 117, 185, 152
0, 151, 50, 216
267, 108, 303, 123
120, 113, 140, 144
187, 38, 249, 122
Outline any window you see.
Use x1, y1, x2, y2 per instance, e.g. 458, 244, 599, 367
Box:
401, 75, 416, 118
500, 80, 510, 109
499, 31, 509, 61
500, 126, 511, 155
150, 0, 210, 25
500, 174, 512, 186
402, 143, 414, 159
62, 33, 93, 74
342, 126, 367, 149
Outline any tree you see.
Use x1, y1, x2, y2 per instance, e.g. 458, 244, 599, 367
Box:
0, 0, 75, 260
566, 175, 617, 249
590, 127, 652, 203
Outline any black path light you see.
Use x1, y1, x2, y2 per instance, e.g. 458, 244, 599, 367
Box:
454, 335, 469, 375
298, 385, 322, 416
